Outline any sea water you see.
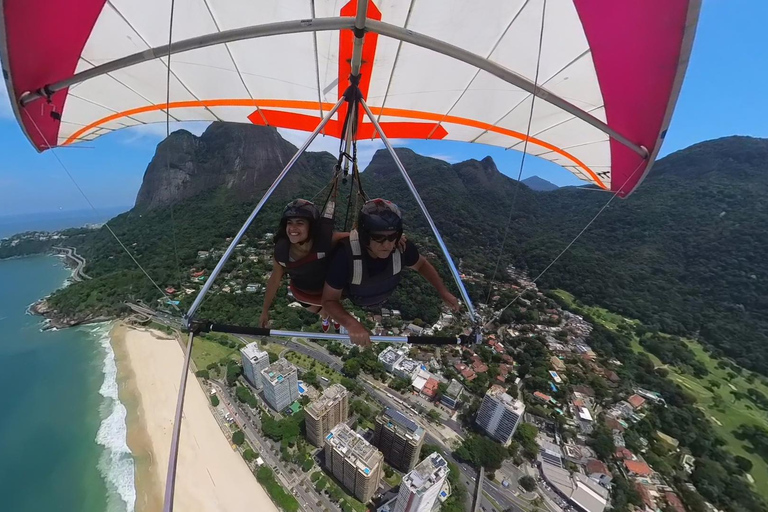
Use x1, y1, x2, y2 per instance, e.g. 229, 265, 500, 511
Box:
0, 255, 135, 512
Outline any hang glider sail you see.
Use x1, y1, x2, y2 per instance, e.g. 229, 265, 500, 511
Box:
1, 0, 699, 197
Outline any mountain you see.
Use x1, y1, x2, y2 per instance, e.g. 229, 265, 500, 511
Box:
135, 123, 337, 210
35, 125, 768, 376
521, 175, 558, 191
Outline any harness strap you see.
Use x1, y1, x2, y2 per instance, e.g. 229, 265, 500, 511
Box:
349, 230, 402, 286
350, 230, 364, 285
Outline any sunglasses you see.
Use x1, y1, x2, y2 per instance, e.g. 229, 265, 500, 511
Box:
369, 233, 400, 243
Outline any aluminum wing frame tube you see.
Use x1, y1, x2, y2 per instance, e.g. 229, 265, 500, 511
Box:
349, 0, 368, 77
184, 96, 346, 324
163, 331, 195, 512
359, 97, 478, 323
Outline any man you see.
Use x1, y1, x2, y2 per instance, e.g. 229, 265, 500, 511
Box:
322, 198, 460, 346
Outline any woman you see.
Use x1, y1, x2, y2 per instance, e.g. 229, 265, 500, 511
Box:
259, 199, 345, 332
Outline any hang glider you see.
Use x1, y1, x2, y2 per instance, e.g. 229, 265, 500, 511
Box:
1, 0, 699, 197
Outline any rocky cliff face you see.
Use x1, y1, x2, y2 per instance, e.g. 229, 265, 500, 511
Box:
135, 123, 335, 209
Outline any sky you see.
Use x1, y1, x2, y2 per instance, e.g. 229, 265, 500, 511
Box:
0, 0, 765, 217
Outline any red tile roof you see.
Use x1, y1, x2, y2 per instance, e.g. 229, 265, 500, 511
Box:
586, 459, 609, 476
614, 448, 634, 460
533, 391, 552, 403
634, 482, 656, 509
624, 460, 653, 476
472, 361, 488, 373
664, 492, 686, 512
628, 394, 646, 409
422, 378, 439, 397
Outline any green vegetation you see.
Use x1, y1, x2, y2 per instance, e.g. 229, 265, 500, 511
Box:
191, 333, 241, 373
454, 435, 508, 472
260, 411, 304, 446
383, 464, 401, 487
232, 430, 244, 446
554, 291, 767, 510
242, 448, 257, 462
210, 394, 219, 407
284, 351, 342, 385
235, 385, 258, 408
518, 475, 536, 492
256, 466, 299, 512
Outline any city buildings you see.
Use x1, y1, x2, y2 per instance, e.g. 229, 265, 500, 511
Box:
393, 452, 450, 512
440, 379, 464, 409
305, 384, 349, 447
261, 358, 299, 412
324, 423, 384, 503
379, 346, 407, 372
476, 384, 525, 446
240, 342, 269, 389
373, 407, 425, 472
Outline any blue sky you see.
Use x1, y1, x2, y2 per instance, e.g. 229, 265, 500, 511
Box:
0, 0, 765, 217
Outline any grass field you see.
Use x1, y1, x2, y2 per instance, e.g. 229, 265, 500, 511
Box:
284, 351, 343, 385
191, 334, 243, 370
553, 289, 768, 496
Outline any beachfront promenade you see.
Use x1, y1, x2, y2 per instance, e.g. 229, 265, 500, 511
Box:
52, 246, 90, 281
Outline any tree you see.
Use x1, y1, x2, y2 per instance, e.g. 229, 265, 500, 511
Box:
243, 448, 257, 462
514, 423, 539, 461
342, 359, 361, 378
384, 465, 394, 478
195, 369, 210, 379
427, 409, 442, 423
734, 455, 753, 473
210, 394, 220, 407
519, 475, 536, 492
232, 430, 245, 446
303, 370, 318, 388
225, 362, 242, 386
454, 435, 507, 472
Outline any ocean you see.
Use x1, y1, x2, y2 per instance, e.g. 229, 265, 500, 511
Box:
0, 207, 131, 239
0, 255, 135, 511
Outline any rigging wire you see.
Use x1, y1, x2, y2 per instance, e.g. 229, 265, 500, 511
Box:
21, 109, 180, 313
491, 158, 647, 323
165, 0, 185, 303
484, 0, 547, 305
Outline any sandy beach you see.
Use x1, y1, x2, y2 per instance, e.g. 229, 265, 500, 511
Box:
112, 324, 278, 512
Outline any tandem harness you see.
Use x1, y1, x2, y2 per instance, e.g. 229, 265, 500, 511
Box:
344, 229, 402, 307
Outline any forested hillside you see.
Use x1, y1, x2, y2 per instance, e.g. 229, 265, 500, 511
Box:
24, 124, 768, 376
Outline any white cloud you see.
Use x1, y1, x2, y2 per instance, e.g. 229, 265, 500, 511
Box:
278, 128, 387, 169
0, 78, 14, 119
117, 121, 212, 144
421, 153, 459, 163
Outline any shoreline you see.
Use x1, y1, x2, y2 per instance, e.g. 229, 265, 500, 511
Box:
112, 322, 278, 512
112, 323, 162, 512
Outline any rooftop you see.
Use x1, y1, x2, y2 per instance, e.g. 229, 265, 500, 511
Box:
261, 358, 297, 385
380, 407, 425, 441
326, 423, 383, 472
445, 379, 463, 399
395, 358, 420, 374
624, 459, 653, 476
240, 342, 268, 361
378, 346, 406, 366
627, 394, 646, 409
402, 452, 449, 492
486, 385, 525, 414
305, 384, 348, 419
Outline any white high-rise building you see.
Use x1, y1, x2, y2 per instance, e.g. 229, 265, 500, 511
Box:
240, 343, 269, 389
261, 358, 299, 412
476, 384, 525, 446
393, 453, 450, 512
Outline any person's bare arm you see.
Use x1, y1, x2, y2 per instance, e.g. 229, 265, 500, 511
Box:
331, 232, 350, 247
321, 283, 371, 346
259, 261, 285, 327
410, 256, 460, 311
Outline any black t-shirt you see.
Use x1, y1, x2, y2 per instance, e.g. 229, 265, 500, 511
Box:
325, 239, 420, 290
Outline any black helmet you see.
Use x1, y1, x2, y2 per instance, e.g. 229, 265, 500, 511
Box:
359, 199, 403, 233
282, 199, 319, 221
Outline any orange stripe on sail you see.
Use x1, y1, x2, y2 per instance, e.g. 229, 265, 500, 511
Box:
62, 99, 606, 190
